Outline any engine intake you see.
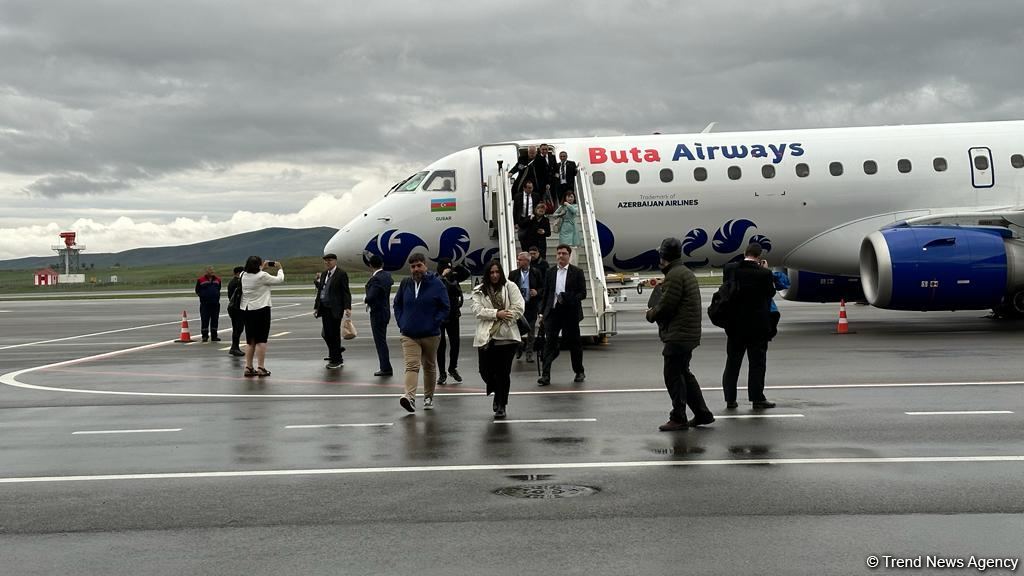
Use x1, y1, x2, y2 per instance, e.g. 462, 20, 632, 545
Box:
859, 225, 1024, 311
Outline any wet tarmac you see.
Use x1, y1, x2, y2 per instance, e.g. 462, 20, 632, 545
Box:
1, 292, 1023, 575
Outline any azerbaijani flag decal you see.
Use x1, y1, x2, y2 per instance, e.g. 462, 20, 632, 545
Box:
431, 198, 457, 212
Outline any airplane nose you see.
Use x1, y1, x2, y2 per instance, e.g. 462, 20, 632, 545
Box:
324, 227, 363, 269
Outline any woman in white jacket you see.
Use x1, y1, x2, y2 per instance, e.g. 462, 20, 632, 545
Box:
470, 260, 525, 418
240, 255, 285, 378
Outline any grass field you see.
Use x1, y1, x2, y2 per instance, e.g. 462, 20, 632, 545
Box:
0, 257, 371, 295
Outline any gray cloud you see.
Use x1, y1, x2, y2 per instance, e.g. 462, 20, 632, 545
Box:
0, 0, 1023, 254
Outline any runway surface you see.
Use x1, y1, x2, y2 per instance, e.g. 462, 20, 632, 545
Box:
1, 291, 1022, 575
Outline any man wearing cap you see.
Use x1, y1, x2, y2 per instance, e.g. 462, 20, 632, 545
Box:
314, 253, 351, 369
646, 237, 715, 431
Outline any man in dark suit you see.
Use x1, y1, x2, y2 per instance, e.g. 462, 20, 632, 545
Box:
721, 243, 777, 409
509, 145, 540, 196
508, 251, 543, 363
514, 180, 543, 252
313, 253, 352, 369
364, 254, 393, 377
537, 244, 587, 386
555, 150, 578, 204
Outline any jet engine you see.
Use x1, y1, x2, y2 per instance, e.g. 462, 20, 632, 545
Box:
859, 225, 1024, 312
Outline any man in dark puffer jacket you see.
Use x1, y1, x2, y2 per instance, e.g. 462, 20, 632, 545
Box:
645, 237, 715, 431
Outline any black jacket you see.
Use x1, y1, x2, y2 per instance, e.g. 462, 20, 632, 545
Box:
645, 259, 701, 349
556, 160, 578, 189
522, 214, 551, 251
508, 266, 543, 310
540, 264, 587, 322
364, 270, 393, 320
313, 267, 352, 318
513, 189, 543, 226
509, 156, 541, 195
722, 260, 776, 340
227, 276, 242, 311
437, 261, 469, 322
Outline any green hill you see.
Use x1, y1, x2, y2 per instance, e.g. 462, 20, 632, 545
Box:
0, 227, 339, 271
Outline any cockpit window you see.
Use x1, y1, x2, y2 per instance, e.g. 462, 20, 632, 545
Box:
423, 170, 456, 192
386, 171, 429, 196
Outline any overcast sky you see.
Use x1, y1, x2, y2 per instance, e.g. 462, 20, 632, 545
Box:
1, 0, 1022, 259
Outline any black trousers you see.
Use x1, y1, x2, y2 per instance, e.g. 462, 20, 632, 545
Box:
228, 308, 245, 349
321, 309, 343, 362
199, 301, 219, 337
370, 313, 392, 373
541, 307, 584, 376
722, 336, 769, 403
663, 345, 712, 423
437, 319, 460, 373
479, 343, 517, 407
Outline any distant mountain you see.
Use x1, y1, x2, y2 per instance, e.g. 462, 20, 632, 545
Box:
0, 227, 339, 271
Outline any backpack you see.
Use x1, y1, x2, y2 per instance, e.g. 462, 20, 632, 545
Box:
707, 280, 738, 328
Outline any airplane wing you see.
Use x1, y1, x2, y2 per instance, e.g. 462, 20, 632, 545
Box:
900, 208, 1024, 230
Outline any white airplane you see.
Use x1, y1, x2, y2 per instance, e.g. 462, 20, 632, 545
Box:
326, 120, 1024, 316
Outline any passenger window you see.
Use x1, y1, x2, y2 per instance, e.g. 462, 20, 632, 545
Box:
863, 160, 878, 175
761, 165, 775, 179
933, 157, 947, 172
694, 167, 708, 182
974, 155, 990, 171
728, 166, 742, 180
626, 169, 640, 184
398, 171, 429, 193
898, 159, 912, 174
1012, 154, 1024, 169
829, 162, 843, 176
592, 171, 606, 185
795, 163, 809, 178
422, 170, 457, 192
659, 168, 674, 183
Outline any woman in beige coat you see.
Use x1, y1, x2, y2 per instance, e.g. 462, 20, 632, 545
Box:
470, 260, 525, 418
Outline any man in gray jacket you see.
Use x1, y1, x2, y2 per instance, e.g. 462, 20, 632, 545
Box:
645, 237, 715, 431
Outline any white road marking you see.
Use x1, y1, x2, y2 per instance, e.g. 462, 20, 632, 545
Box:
220, 343, 247, 351
0, 303, 300, 351
285, 423, 393, 429
905, 410, 1014, 416
1, 455, 1023, 484
494, 418, 598, 424
72, 428, 182, 435
271, 331, 291, 338
715, 414, 806, 419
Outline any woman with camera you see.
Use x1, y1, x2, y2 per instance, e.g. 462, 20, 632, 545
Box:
470, 259, 525, 418
240, 256, 285, 378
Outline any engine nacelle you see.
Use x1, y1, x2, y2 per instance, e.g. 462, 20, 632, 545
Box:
859, 225, 1024, 311
782, 270, 865, 303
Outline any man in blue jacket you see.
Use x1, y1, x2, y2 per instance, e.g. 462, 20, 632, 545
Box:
195, 266, 222, 342
393, 252, 450, 412
364, 254, 394, 377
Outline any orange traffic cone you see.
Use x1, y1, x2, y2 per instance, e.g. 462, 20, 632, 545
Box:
176, 310, 193, 343
835, 299, 851, 334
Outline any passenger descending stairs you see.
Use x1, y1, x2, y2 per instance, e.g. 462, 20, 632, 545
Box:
486, 160, 616, 339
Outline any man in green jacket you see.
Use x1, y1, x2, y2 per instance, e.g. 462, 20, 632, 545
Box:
645, 237, 715, 432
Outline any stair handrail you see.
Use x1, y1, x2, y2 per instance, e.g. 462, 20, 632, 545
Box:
494, 162, 518, 276
574, 166, 614, 333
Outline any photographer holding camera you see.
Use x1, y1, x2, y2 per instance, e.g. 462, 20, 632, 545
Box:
240, 256, 284, 378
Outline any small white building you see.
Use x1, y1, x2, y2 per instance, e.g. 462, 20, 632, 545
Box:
34, 268, 59, 286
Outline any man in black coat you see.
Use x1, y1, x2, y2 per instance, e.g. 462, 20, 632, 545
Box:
555, 150, 578, 203
509, 145, 540, 196
313, 253, 352, 369
226, 266, 245, 357
514, 180, 543, 251
508, 251, 543, 362
522, 203, 552, 260
720, 243, 777, 409
537, 244, 587, 386
364, 254, 393, 377
435, 258, 469, 385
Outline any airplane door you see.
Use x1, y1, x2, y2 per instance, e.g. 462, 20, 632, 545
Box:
969, 147, 994, 188
479, 144, 521, 222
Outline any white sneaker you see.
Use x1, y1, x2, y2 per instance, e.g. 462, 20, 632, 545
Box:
424, 397, 434, 410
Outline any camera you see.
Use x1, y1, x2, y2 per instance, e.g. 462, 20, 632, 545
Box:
265, 260, 277, 267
